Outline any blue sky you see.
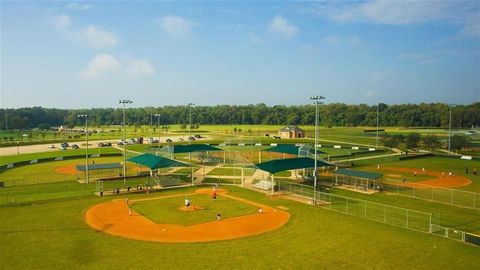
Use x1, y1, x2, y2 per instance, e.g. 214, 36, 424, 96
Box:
1, 1, 479, 108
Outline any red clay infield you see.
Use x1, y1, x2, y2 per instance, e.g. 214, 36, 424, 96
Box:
85, 189, 290, 243
382, 166, 472, 188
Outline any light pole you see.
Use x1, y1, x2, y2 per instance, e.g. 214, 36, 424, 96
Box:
376, 104, 379, 149
188, 103, 195, 144
155, 114, 161, 151
119, 99, 132, 187
187, 103, 195, 185
77, 114, 89, 183
310, 95, 325, 205
448, 104, 456, 154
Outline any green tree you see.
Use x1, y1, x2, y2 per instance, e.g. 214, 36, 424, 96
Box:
405, 133, 421, 150
450, 135, 469, 152
422, 135, 441, 152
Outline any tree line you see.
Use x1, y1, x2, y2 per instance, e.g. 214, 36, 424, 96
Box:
0, 102, 479, 130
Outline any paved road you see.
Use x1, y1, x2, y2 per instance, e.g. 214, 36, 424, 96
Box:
0, 135, 211, 156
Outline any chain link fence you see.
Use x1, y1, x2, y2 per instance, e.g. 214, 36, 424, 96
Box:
383, 178, 480, 210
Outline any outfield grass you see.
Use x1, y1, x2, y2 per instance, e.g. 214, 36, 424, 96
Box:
359, 156, 480, 192
330, 188, 480, 234
0, 147, 120, 166
131, 193, 256, 225
0, 157, 133, 186
207, 167, 254, 177
202, 178, 242, 184
1, 186, 479, 270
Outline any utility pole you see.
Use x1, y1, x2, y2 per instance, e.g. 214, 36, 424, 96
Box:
310, 95, 325, 205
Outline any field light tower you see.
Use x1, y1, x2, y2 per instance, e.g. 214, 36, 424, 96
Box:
188, 103, 195, 145
155, 114, 161, 150
119, 99, 132, 187
77, 114, 89, 184
187, 103, 195, 186
448, 104, 456, 154
310, 95, 325, 205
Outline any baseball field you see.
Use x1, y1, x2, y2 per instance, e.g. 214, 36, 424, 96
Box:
0, 127, 479, 270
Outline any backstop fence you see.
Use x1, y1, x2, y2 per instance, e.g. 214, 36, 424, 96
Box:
383, 178, 480, 210
277, 180, 480, 246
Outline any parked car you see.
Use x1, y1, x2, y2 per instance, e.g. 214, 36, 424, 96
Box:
105, 142, 112, 146
194, 134, 202, 138
188, 136, 196, 141
97, 142, 105, 147
72, 144, 79, 149
151, 139, 159, 143
137, 137, 144, 144
60, 146, 67, 150
49, 144, 56, 149
166, 138, 173, 143
61, 142, 69, 148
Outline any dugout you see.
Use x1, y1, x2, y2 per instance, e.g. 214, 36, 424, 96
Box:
254, 157, 334, 194
76, 163, 122, 183
333, 169, 383, 192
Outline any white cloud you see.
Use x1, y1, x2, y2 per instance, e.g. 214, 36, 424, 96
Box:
81, 55, 156, 80
365, 90, 375, 97
159, 16, 196, 37
66, 3, 91, 11
81, 54, 120, 79
267, 16, 298, 38
126, 60, 155, 79
305, 1, 479, 37
51, 14, 118, 48
51, 14, 73, 31
399, 53, 439, 65
82, 26, 118, 48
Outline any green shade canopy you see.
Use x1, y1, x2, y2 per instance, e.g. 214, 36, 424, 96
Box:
127, 153, 187, 170
76, 163, 122, 171
255, 157, 333, 174
335, 169, 383, 180
262, 144, 326, 155
164, 144, 221, 154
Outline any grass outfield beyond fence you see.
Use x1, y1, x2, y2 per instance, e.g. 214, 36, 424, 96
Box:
383, 179, 480, 210
277, 180, 480, 246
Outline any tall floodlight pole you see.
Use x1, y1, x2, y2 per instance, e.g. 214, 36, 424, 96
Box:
188, 103, 195, 145
155, 114, 161, 151
448, 104, 456, 154
310, 95, 325, 205
119, 99, 132, 187
77, 114, 89, 183
187, 103, 195, 185
376, 104, 379, 148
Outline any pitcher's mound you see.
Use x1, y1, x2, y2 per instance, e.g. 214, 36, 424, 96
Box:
178, 205, 204, 212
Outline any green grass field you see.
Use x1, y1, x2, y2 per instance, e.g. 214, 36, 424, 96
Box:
131, 193, 256, 225
1, 186, 479, 270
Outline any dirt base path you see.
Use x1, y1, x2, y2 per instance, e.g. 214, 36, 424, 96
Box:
85, 188, 290, 243
382, 166, 472, 188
